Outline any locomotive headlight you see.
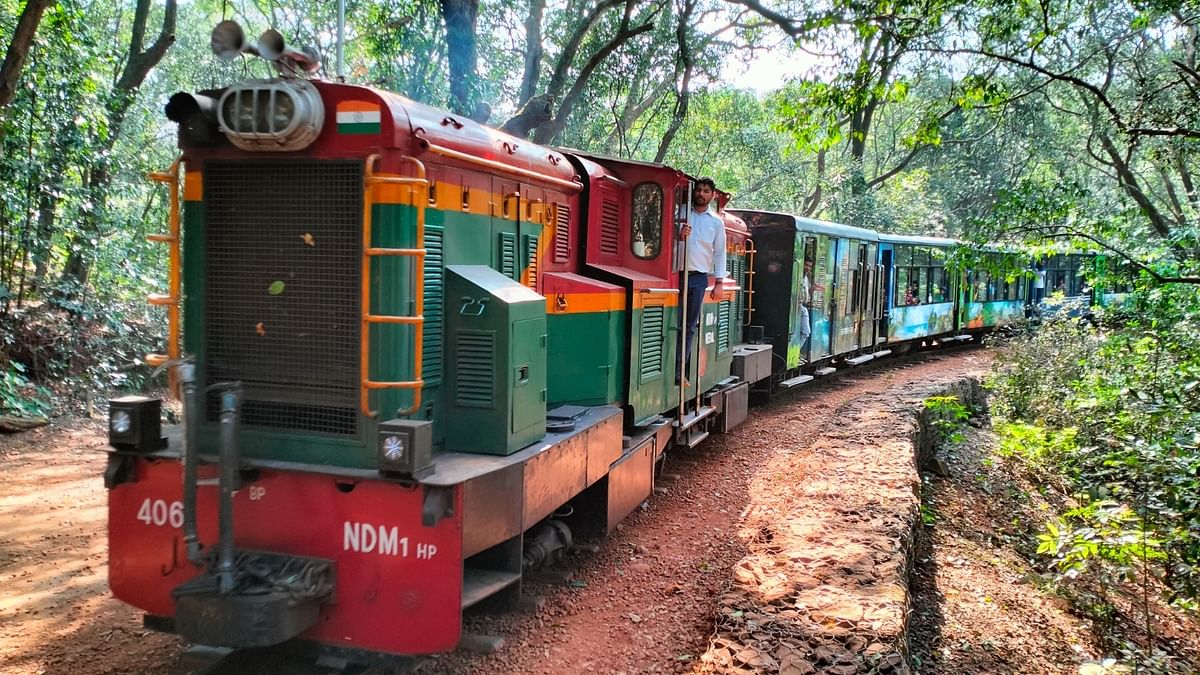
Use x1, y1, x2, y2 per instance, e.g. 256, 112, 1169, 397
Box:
111, 410, 132, 435
271, 92, 295, 131
108, 396, 166, 452
377, 419, 434, 479
217, 79, 324, 151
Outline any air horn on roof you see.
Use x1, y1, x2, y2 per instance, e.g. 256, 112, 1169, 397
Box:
210, 20, 321, 75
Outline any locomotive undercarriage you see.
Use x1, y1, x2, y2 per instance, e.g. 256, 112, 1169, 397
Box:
105, 370, 758, 656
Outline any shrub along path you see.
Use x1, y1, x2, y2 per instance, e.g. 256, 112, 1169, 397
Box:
909, 424, 1200, 674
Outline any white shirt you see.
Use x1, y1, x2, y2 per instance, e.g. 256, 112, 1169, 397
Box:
678, 207, 727, 278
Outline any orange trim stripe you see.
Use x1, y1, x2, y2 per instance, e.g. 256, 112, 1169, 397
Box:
632, 293, 680, 310
337, 100, 380, 113
546, 292, 625, 314
184, 171, 203, 201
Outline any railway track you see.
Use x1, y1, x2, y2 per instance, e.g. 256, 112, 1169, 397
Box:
157, 341, 984, 675
171, 642, 406, 674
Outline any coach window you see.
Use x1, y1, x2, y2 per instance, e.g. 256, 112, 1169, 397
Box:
1069, 255, 1085, 295
1005, 273, 1020, 300
894, 246, 912, 305
631, 182, 663, 259
914, 247, 929, 305
1046, 254, 1089, 296
929, 249, 948, 303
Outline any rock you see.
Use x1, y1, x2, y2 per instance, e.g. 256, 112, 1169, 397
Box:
931, 456, 952, 477
734, 645, 778, 669
0, 416, 49, 433
779, 659, 816, 675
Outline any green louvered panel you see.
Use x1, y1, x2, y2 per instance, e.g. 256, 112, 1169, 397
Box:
422, 226, 445, 385
640, 305, 665, 380
523, 234, 539, 288
499, 232, 517, 279
718, 300, 731, 354
455, 330, 495, 408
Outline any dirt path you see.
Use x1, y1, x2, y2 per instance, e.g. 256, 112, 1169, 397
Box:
908, 426, 1200, 674
0, 349, 989, 675
0, 420, 185, 674
425, 350, 993, 675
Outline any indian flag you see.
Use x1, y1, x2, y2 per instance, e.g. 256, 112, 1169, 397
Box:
336, 100, 381, 135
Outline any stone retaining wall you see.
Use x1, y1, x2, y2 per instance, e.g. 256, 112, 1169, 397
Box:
698, 377, 985, 675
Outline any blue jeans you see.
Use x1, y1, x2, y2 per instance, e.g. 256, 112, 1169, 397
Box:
678, 272, 708, 380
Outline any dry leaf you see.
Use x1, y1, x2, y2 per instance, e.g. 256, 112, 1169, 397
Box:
256, 322, 266, 336
300, 233, 315, 246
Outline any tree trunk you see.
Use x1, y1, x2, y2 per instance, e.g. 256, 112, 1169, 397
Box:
30, 168, 64, 287
653, 0, 696, 164
58, 0, 175, 293
440, 0, 479, 115
532, 1, 657, 144
1098, 131, 1174, 239
517, 0, 546, 107
0, 0, 55, 108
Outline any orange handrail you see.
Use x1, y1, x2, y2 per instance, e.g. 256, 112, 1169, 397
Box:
417, 137, 583, 193
742, 238, 757, 326
146, 157, 183, 395
361, 154, 429, 418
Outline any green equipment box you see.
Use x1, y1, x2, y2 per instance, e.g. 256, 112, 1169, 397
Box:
444, 265, 547, 455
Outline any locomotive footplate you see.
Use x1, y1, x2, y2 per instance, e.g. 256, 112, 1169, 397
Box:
171, 550, 335, 649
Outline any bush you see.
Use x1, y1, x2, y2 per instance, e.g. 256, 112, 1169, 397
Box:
0, 299, 165, 416
989, 285, 1200, 606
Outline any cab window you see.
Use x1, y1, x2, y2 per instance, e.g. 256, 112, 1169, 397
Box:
631, 182, 663, 259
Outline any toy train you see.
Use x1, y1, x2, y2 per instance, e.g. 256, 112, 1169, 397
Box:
101, 26, 1119, 662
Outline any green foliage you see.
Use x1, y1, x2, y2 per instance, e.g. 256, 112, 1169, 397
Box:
0, 362, 52, 418
991, 283, 1200, 603
925, 394, 970, 446
1036, 500, 1165, 582
995, 421, 1078, 471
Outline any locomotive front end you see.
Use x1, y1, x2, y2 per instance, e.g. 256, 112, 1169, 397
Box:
104, 23, 466, 656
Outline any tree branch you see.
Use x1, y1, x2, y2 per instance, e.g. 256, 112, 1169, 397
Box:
0, 0, 55, 108
534, 0, 659, 143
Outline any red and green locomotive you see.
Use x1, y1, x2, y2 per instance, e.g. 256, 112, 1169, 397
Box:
104, 24, 765, 659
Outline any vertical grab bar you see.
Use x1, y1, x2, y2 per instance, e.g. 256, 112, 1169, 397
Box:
742, 238, 756, 327
361, 154, 429, 418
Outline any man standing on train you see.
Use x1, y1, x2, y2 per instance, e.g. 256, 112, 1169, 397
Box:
676, 177, 726, 387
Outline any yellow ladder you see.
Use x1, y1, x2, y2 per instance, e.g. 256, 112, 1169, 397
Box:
146, 158, 183, 395
742, 238, 757, 326
361, 154, 429, 418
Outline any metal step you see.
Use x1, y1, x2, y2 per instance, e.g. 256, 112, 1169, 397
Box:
461, 568, 522, 609
872, 349, 892, 358
846, 354, 874, 366
815, 367, 837, 377
674, 405, 716, 432
779, 375, 814, 388
683, 429, 710, 448
952, 334, 973, 342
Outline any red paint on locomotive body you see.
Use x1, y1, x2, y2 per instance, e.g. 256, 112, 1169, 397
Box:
108, 458, 464, 654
